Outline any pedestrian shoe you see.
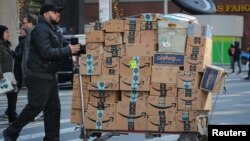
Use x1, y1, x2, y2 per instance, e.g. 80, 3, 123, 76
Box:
244, 77, 250, 80
0, 114, 8, 119
2, 129, 14, 141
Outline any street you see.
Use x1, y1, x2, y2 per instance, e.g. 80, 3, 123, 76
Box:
0, 69, 250, 141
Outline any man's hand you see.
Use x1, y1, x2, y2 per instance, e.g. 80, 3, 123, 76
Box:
69, 44, 80, 54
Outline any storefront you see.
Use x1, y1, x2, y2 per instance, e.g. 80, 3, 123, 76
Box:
23, 0, 250, 64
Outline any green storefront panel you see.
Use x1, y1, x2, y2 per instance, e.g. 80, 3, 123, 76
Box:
212, 36, 241, 64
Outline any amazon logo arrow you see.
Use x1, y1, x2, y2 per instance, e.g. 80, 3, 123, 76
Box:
87, 116, 114, 123
89, 83, 113, 89
103, 64, 118, 68
149, 120, 172, 127
123, 92, 143, 98
180, 97, 197, 102
122, 62, 151, 69
89, 103, 111, 109
122, 80, 145, 87
149, 103, 176, 109
118, 112, 147, 119
151, 86, 172, 92
82, 62, 98, 66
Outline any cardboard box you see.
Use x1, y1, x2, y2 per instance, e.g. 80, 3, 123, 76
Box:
105, 33, 123, 46
72, 75, 90, 88
103, 44, 126, 57
71, 96, 89, 110
105, 20, 124, 32
153, 53, 184, 66
147, 115, 175, 132
175, 110, 197, 132
79, 54, 102, 75
140, 13, 162, 21
88, 101, 116, 111
124, 18, 141, 31
120, 76, 151, 91
126, 43, 156, 56
177, 89, 212, 110
152, 65, 179, 84
120, 56, 152, 76
141, 21, 157, 30
140, 30, 157, 44
187, 23, 213, 38
147, 96, 177, 116
85, 102, 116, 130
86, 31, 104, 43
72, 75, 90, 98
71, 109, 83, 124
116, 101, 147, 131
200, 65, 226, 93
121, 91, 148, 102
85, 110, 116, 130
177, 71, 202, 89
72, 85, 90, 99
123, 31, 141, 44
91, 75, 119, 83
89, 90, 120, 102
102, 57, 120, 75
157, 21, 188, 53
150, 82, 177, 97
88, 75, 120, 91
86, 43, 103, 56
184, 55, 212, 72
185, 37, 212, 56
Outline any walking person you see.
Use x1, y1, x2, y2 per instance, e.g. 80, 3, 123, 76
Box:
0, 14, 42, 121
244, 42, 250, 80
228, 43, 234, 69
3, 3, 80, 141
231, 41, 242, 74
0, 25, 18, 124
0, 28, 25, 121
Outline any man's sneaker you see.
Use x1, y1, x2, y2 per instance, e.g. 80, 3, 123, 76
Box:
244, 77, 249, 80
0, 114, 8, 120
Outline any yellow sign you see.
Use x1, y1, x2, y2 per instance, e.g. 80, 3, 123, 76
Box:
217, 5, 250, 12
129, 60, 137, 69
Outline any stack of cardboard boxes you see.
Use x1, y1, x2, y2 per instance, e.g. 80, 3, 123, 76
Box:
70, 13, 223, 133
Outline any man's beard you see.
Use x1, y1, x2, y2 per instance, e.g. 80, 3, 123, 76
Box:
49, 17, 59, 25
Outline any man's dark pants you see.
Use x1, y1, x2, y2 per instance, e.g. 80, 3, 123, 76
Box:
5, 75, 61, 141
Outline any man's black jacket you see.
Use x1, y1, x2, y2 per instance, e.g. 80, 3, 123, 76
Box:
27, 16, 71, 80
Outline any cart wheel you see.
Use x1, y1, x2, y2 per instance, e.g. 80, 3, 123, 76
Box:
145, 133, 154, 139
178, 133, 199, 141
198, 135, 207, 141
80, 129, 90, 140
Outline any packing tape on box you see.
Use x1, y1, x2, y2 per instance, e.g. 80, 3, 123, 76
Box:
185, 88, 192, 97
184, 81, 192, 89
111, 45, 118, 57
159, 111, 166, 132
130, 90, 138, 103
128, 102, 136, 131
97, 82, 106, 102
129, 18, 136, 31
128, 31, 136, 43
86, 54, 94, 75
95, 109, 104, 129
160, 83, 167, 97
143, 13, 153, 21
